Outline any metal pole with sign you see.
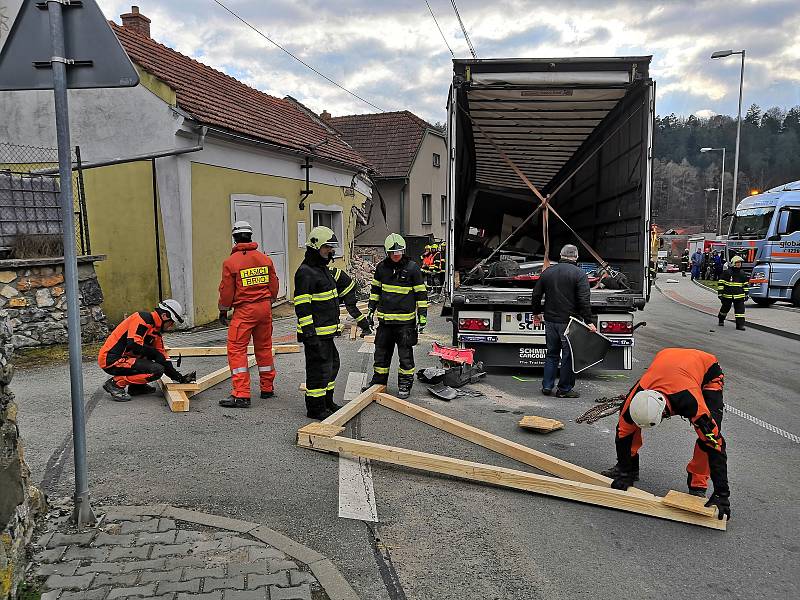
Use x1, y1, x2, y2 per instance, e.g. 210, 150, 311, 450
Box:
0, 0, 139, 527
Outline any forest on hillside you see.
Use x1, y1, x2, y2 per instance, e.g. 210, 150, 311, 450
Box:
652, 105, 800, 230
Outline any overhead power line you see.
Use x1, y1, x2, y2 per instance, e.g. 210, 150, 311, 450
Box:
449, 0, 477, 58
425, 0, 455, 58
210, 0, 384, 112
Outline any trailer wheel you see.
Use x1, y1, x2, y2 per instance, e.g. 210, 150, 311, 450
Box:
792, 283, 800, 308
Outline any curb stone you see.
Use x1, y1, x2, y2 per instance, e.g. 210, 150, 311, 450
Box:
101, 505, 360, 600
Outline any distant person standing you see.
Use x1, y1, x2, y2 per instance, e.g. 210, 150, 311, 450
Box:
531, 244, 596, 398
718, 255, 749, 330
712, 251, 723, 280
690, 249, 703, 280
680, 249, 690, 277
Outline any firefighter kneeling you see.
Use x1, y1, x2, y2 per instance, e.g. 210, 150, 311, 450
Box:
366, 234, 427, 399
98, 299, 195, 402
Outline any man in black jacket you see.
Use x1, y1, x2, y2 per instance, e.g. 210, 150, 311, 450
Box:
531, 244, 595, 398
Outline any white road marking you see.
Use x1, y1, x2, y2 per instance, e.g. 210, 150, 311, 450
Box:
725, 404, 800, 444
338, 372, 379, 521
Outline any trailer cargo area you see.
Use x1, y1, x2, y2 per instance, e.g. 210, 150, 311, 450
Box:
447, 57, 655, 368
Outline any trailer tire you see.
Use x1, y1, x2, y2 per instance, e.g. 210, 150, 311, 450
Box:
792, 282, 800, 308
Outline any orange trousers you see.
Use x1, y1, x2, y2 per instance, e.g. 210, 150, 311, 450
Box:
227, 300, 275, 398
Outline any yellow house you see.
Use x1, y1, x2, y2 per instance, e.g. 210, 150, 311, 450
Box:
0, 6, 373, 327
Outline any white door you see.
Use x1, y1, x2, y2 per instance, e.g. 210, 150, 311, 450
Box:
232, 197, 288, 298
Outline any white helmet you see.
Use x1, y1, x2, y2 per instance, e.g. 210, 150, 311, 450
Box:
629, 389, 667, 428
232, 221, 253, 236
157, 299, 184, 324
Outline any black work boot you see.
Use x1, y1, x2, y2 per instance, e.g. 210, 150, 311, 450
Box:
305, 397, 334, 420
128, 383, 157, 396
103, 378, 132, 402
219, 396, 251, 408
260, 390, 274, 399
398, 378, 413, 399
325, 390, 342, 412
736, 320, 746, 331
362, 378, 387, 392
718, 316, 725, 326
601, 458, 639, 481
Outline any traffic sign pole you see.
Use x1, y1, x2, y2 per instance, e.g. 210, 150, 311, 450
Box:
46, 0, 95, 528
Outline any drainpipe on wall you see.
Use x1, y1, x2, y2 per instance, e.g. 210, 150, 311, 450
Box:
399, 179, 408, 235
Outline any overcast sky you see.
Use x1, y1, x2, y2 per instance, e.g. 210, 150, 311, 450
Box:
95, 0, 800, 124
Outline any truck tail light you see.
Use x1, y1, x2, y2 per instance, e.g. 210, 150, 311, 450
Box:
459, 318, 490, 331
599, 320, 632, 334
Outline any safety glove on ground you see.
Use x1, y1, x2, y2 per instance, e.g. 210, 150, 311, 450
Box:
705, 493, 731, 520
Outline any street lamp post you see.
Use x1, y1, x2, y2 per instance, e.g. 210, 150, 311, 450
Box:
704, 187, 719, 232
700, 147, 726, 234
711, 49, 745, 214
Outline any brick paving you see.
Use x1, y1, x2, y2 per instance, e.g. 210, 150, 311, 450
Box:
33, 508, 321, 600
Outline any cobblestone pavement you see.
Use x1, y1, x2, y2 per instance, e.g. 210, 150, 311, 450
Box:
31, 503, 355, 600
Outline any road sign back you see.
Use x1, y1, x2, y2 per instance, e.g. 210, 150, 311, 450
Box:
0, 0, 139, 90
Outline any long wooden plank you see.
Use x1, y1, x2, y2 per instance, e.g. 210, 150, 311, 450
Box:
299, 435, 725, 530
191, 355, 257, 395
373, 392, 646, 493
165, 344, 300, 357
321, 384, 385, 427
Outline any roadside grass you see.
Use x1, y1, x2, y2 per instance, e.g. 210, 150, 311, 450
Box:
14, 341, 103, 369
697, 279, 718, 292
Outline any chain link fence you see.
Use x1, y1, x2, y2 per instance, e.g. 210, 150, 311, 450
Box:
0, 142, 91, 258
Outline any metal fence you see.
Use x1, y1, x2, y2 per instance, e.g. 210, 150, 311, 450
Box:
0, 142, 91, 256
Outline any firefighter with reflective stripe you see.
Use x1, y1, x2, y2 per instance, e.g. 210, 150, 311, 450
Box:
421, 241, 445, 291
98, 299, 194, 402
294, 226, 345, 419
718, 254, 749, 330
366, 234, 427, 398
330, 266, 372, 338
217, 221, 280, 408
601, 348, 730, 520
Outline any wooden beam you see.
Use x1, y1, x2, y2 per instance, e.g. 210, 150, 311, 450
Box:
156, 380, 189, 412
349, 324, 357, 340
662, 490, 718, 518
165, 344, 300, 357
321, 384, 385, 427
298, 435, 725, 530
373, 393, 651, 497
298, 422, 345, 438
191, 356, 257, 395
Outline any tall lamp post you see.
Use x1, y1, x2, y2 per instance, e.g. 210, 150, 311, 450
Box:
700, 147, 726, 234
711, 49, 745, 214
704, 187, 719, 232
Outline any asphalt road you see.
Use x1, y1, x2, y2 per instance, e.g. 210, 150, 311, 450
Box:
15, 287, 800, 599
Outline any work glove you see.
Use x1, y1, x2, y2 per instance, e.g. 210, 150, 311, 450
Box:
176, 371, 196, 384
705, 493, 731, 520
218, 310, 229, 327
367, 310, 375, 328
359, 321, 373, 337
610, 474, 636, 491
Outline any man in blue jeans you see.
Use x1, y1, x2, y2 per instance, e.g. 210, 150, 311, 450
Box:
531, 244, 596, 398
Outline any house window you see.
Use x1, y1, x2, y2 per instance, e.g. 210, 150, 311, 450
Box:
422, 194, 432, 225
311, 205, 344, 252
441, 195, 448, 224
433, 153, 441, 168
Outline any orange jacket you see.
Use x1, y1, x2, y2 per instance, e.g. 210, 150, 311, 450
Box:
218, 242, 279, 310
98, 310, 168, 368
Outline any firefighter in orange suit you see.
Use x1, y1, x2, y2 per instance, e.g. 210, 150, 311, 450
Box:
218, 221, 279, 408
98, 299, 194, 402
601, 348, 730, 520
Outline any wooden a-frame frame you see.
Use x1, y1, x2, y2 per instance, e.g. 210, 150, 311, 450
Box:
157, 344, 300, 412
296, 386, 726, 530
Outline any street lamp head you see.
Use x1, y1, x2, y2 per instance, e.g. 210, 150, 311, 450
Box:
704, 188, 719, 192
711, 50, 734, 59
700, 147, 712, 152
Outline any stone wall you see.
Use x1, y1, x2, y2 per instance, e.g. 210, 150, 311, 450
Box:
0, 318, 46, 600
0, 257, 108, 349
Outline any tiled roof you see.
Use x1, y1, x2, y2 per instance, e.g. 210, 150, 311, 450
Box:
111, 23, 370, 170
327, 111, 442, 178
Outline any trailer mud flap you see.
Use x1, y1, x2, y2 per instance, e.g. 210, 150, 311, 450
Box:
462, 342, 547, 367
